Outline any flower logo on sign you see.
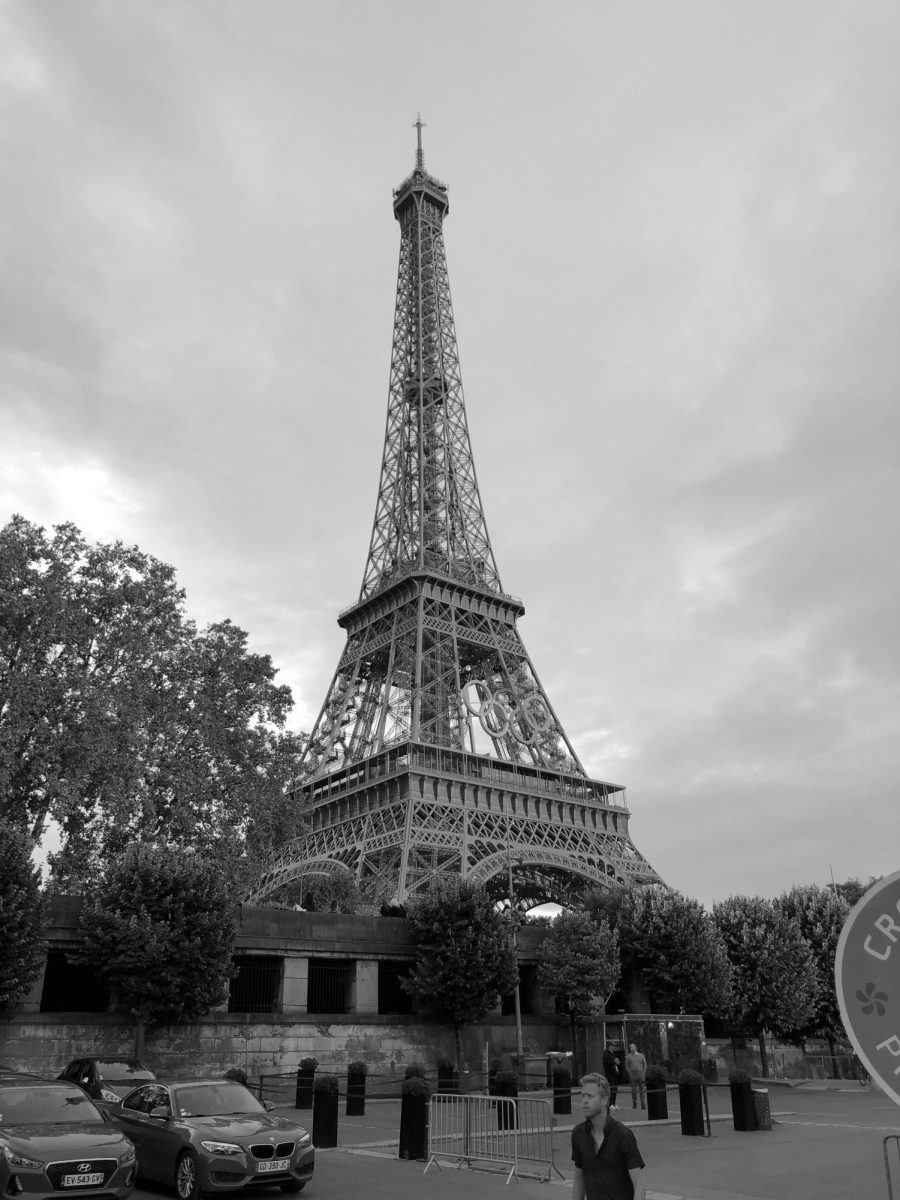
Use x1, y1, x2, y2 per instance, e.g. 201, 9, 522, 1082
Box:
856, 981, 889, 1017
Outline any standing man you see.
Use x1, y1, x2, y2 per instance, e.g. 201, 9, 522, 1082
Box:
625, 1043, 647, 1110
572, 1073, 646, 1200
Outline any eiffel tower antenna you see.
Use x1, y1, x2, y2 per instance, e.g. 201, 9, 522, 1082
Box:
250, 128, 663, 908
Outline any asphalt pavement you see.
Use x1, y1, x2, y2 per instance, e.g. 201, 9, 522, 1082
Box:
130, 1081, 900, 1200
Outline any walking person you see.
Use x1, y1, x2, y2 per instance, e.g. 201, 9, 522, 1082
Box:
625, 1043, 647, 1110
602, 1045, 620, 1107
572, 1073, 646, 1200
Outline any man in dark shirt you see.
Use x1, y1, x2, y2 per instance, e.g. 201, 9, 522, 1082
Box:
571, 1072, 646, 1200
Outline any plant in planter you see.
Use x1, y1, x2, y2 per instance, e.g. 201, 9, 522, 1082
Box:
436, 1056, 458, 1094
645, 1064, 668, 1121
728, 1068, 757, 1132
295, 1057, 318, 1110
678, 1068, 705, 1136
223, 1067, 248, 1086
399, 1075, 431, 1160
312, 1073, 339, 1148
346, 1060, 367, 1117
404, 1062, 426, 1080
494, 1069, 519, 1131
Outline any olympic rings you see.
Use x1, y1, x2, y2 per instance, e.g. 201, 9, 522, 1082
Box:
460, 680, 553, 746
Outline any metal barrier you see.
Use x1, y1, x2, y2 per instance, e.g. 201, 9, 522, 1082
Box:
425, 1093, 563, 1184
885, 1135, 900, 1200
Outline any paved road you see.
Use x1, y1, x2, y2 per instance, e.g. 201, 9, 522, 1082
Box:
130, 1083, 900, 1200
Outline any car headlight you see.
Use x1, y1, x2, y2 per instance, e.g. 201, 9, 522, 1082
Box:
120, 1141, 137, 1164
297, 1132, 311, 1148
3, 1146, 43, 1168
100, 1088, 122, 1103
200, 1141, 243, 1155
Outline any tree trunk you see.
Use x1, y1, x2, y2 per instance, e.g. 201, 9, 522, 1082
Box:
826, 1033, 839, 1079
757, 1032, 769, 1079
570, 1014, 580, 1082
133, 1018, 146, 1060
454, 1024, 465, 1092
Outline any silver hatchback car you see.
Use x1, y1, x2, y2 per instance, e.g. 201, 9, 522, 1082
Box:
106, 1080, 314, 1198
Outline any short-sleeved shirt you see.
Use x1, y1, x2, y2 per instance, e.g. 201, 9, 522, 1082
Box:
571, 1115, 645, 1200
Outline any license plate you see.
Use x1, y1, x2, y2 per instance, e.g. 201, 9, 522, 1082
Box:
257, 1158, 290, 1173
62, 1173, 104, 1187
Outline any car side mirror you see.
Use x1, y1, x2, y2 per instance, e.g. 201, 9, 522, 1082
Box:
149, 1106, 170, 1120
263, 1101, 275, 1112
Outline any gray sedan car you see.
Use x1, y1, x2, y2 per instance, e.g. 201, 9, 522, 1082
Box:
106, 1081, 313, 1199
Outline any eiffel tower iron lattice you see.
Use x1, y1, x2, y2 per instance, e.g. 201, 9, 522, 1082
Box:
250, 125, 663, 907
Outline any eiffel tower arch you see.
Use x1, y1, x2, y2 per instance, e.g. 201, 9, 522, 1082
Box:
251, 123, 663, 908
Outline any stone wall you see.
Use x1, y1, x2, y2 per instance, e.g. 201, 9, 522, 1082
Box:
0, 1011, 571, 1082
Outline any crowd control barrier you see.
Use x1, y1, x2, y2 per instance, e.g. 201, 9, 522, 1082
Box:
885, 1135, 900, 1200
425, 1093, 564, 1184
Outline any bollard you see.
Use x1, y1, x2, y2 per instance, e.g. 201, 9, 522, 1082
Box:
295, 1057, 317, 1110
645, 1067, 668, 1120
677, 1070, 705, 1136
729, 1071, 757, 1131
552, 1066, 571, 1115
346, 1061, 367, 1117
399, 1076, 430, 1160
312, 1074, 339, 1148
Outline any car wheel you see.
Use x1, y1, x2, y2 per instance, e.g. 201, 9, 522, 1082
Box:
175, 1151, 203, 1200
279, 1184, 305, 1194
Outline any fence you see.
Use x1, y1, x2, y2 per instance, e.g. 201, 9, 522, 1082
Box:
425, 1093, 563, 1184
885, 1136, 900, 1200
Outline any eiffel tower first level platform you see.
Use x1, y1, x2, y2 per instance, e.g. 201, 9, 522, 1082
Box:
250, 122, 663, 908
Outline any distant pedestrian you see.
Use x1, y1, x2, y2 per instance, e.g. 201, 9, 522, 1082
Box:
601, 1045, 620, 1106
625, 1043, 647, 1110
572, 1072, 646, 1200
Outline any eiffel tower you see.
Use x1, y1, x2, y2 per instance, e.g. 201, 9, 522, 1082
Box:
251, 122, 663, 908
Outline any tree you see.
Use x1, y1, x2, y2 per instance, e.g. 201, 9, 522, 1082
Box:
712, 895, 819, 1077
628, 888, 735, 1018
0, 516, 306, 889
778, 884, 850, 1071
833, 876, 881, 908
537, 910, 620, 1077
582, 885, 641, 975
74, 842, 237, 1055
403, 878, 518, 1073
0, 821, 45, 1014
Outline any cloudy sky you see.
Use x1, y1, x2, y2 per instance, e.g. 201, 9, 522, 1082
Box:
2, 0, 897, 909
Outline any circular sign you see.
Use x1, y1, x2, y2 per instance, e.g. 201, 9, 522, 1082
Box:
835, 869, 900, 1106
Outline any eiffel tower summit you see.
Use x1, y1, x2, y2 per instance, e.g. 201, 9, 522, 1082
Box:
251, 121, 663, 908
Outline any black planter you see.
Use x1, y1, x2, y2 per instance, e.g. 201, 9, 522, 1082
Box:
295, 1067, 315, 1110
312, 1086, 339, 1148
646, 1083, 668, 1121
346, 1070, 366, 1117
399, 1086, 429, 1160
436, 1068, 458, 1094
729, 1079, 757, 1131
552, 1067, 571, 1115
495, 1075, 518, 1131
679, 1083, 704, 1136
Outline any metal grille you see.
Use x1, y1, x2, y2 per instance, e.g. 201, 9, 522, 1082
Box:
250, 1142, 294, 1160
228, 956, 282, 1014
46, 1160, 117, 1188
307, 958, 355, 1015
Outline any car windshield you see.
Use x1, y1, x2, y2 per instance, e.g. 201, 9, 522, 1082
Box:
0, 1087, 104, 1126
175, 1084, 264, 1118
95, 1061, 153, 1082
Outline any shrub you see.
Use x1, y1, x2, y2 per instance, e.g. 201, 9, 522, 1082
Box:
729, 1067, 752, 1083
645, 1064, 667, 1086
314, 1073, 339, 1094
299, 1057, 318, 1071
678, 1068, 704, 1086
347, 1060, 367, 1076
404, 1063, 425, 1079
436, 1057, 455, 1075
224, 1068, 248, 1085
401, 1076, 430, 1098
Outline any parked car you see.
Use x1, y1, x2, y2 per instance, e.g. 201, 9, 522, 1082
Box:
106, 1079, 314, 1198
0, 1072, 136, 1200
58, 1059, 156, 1103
